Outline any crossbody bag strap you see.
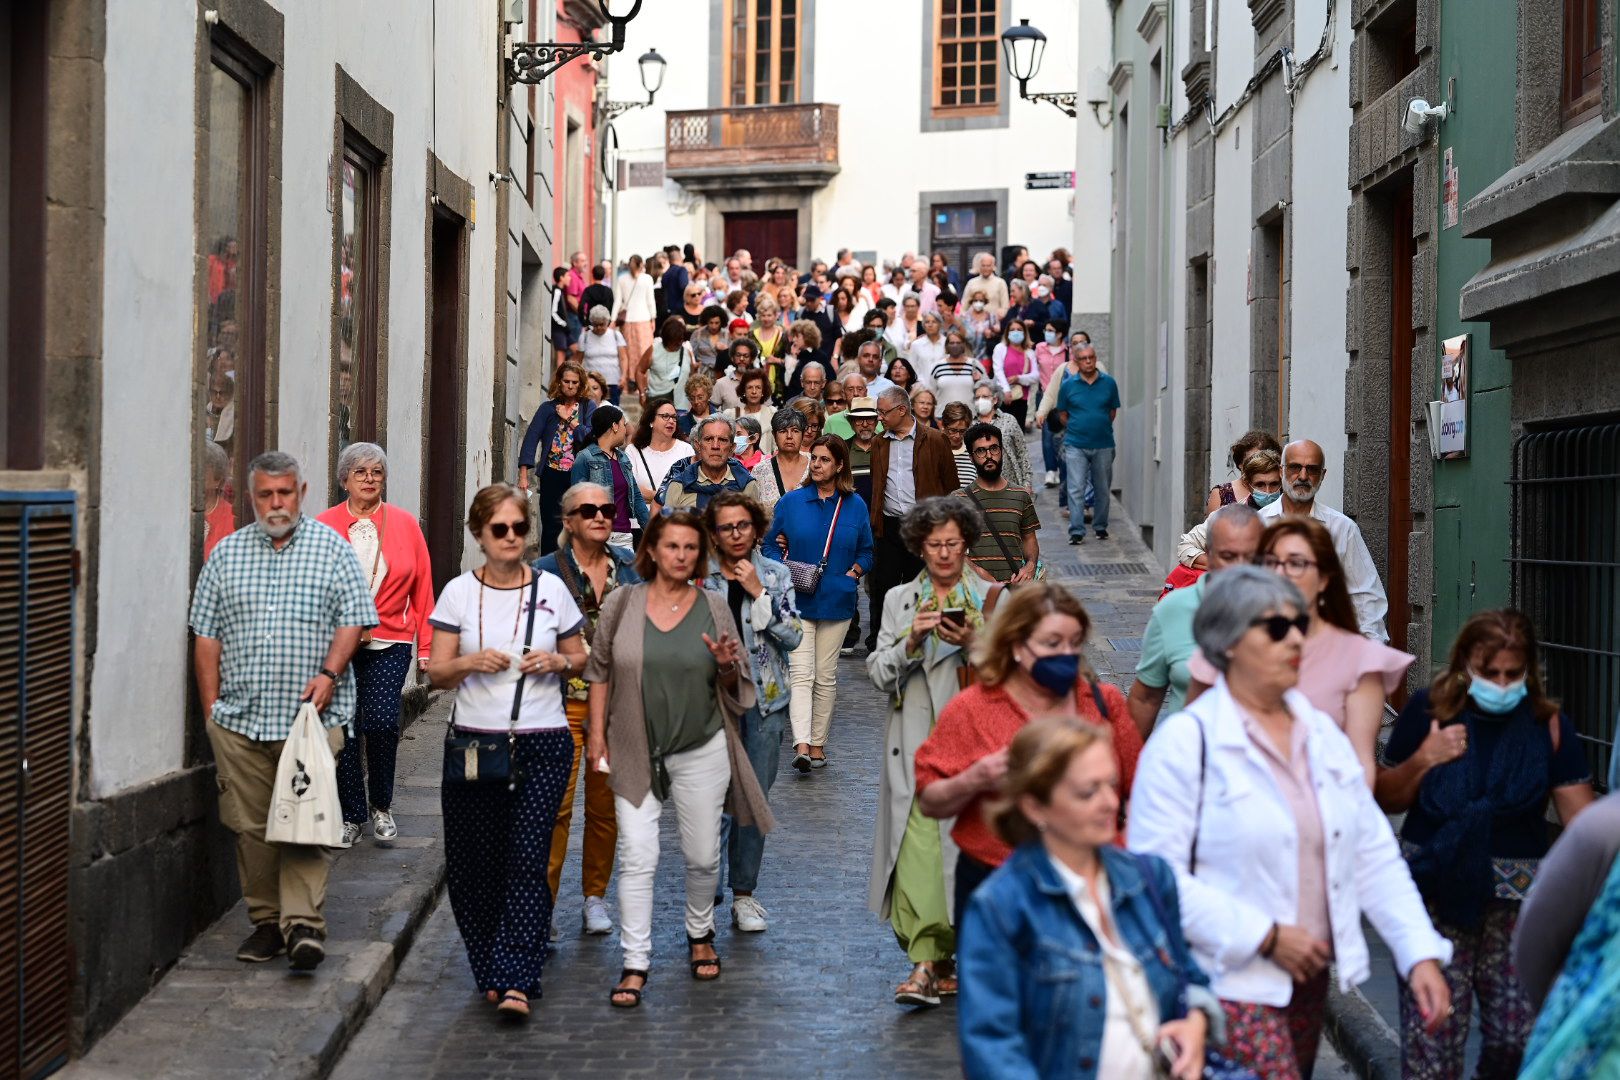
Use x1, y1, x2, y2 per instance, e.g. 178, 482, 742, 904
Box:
772, 456, 785, 498
818, 495, 843, 567
509, 572, 542, 737
1131, 851, 1193, 1007
966, 487, 1022, 574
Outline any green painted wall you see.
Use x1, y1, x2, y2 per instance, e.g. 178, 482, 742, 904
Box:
1430, 0, 1519, 663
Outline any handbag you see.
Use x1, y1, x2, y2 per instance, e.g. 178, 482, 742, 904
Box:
443, 572, 540, 791
265, 702, 344, 847
784, 494, 842, 594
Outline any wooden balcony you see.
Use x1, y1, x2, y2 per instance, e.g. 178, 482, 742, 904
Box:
664, 103, 840, 194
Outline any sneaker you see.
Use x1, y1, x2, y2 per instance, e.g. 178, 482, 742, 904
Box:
371, 808, 398, 846
1069, 535, 1084, 545
582, 896, 613, 935
1095, 530, 1109, 540
1043, 470, 1059, 488
236, 922, 284, 963
339, 822, 363, 848
731, 896, 769, 932
286, 925, 325, 970
549, 917, 559, 943
839, 644, 857, 657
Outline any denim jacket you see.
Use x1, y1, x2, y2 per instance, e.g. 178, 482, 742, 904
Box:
533, 541, 641, 702
569, 443, 649, 528
702, 554, 802, 717
958, 844, 1224, 1080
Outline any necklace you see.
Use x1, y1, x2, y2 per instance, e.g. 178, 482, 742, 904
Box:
654, 583, 691, 612
476, 566, 528, 650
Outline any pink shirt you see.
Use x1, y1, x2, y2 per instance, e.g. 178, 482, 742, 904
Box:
1035, 342, 1069, 389
1188, 623, 1413, 729
1242, 711, 1331, 944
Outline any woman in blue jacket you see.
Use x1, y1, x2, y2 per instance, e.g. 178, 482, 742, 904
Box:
959, 718, 1222, 1080
568, 404, 648, 549
516, 360, 595, 555
762, 434, 874, 772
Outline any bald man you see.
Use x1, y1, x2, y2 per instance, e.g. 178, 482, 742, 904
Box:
1259, 439, 1389, 641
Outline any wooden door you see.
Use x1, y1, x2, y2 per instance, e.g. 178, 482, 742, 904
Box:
723, 211, 797, 268
425, 209, 467, 595
1388, 171, 1414, 657
930, 202, 997, 284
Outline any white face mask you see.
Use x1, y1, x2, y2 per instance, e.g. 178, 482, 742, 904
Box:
974, 398, 994, 416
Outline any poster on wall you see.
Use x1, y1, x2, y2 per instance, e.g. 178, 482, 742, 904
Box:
1439, 333, 1469, 459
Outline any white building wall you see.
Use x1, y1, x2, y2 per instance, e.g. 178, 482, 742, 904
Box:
1208, 116, 1252, 493
91, 0, 501, 798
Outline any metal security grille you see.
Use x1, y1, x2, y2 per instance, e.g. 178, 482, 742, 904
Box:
1045, 561, 1156, 579
1510, 424, 1619, 790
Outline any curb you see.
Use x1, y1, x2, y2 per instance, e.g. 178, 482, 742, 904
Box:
64, 693, 451, 1080
1324, 982, 1403, 1080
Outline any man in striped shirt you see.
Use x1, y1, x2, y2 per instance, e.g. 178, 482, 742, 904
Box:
957, 423, 1040, 585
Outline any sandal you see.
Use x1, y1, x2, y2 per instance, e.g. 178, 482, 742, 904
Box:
934, 962, 959, 997
894, 963, 941, 1007
688, 932, 722, 981
609, 968, 648, 1009
496, 989, 530, 1018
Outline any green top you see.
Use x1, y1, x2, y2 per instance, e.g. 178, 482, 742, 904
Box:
641, 602, 723, 800
961, 482, 1039, 582
1136, 577, 1206, 713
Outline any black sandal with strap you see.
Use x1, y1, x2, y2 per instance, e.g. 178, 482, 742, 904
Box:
609, 968, 648, 1008
687, 932, 722, 981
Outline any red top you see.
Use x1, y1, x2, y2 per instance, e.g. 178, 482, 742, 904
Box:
315, 501, 437, 658
914, 679, 1142, 869
202, 497, 237, 561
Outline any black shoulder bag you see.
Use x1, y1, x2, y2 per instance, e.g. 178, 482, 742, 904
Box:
443, 572, 541, 792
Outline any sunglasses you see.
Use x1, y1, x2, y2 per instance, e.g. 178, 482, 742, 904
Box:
487, 520, 531, 539
1250, 613, 1310, 641
568, 503, 616, 520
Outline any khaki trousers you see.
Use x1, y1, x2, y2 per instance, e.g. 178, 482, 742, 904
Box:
788, 618, 850, 748
547, 699, 618, 900
207, 718, 346, 936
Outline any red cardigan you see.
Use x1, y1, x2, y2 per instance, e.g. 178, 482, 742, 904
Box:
316, 501, 436, 658
914, 679, 1141, 869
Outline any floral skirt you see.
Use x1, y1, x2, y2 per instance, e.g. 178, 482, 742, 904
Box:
1220, 971, 1329, 1080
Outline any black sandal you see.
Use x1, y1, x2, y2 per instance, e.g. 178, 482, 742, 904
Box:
687, 932, 722, 981
609, 968, 648, 1008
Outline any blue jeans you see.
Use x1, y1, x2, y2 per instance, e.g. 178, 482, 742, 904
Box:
719, 705, 784, 896
1064, 445, 1114, 537
1041, 423, 1062, 471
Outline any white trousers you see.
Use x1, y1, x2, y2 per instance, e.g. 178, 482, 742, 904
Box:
788, 618, 850, 748
613, 729, 729, 970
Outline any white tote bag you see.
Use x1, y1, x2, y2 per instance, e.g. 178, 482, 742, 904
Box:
265, 702, 344, 847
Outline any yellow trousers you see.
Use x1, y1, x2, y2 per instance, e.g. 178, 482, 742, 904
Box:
547, 699, 618, 900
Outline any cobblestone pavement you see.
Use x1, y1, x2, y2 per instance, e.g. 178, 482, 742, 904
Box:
332, 439, 1356, 1078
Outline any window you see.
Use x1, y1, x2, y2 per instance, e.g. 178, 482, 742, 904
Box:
1562, 0, 1601, 128
724, 0, 799, 106
199, 36, 271, 558
936, 0, 1000, 114
335, 140, 381, 457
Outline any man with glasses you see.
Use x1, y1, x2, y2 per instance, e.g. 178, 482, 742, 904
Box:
657, 415, 760, 510
1127, 503, 1263, 735
1259, 439, 1389, 641
865, 388, 958, 652
958, 424, 1040, 585
1053, 344, 1120, 544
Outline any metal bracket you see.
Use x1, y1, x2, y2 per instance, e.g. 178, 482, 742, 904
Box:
1027, 91, 1079, 118
599, 98, 648, 123
508, 39, 613, 84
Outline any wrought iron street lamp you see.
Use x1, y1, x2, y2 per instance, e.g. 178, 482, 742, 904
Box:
509, 0, 645, 85
1000, 19, 1080, 119
600, 49, 667, 122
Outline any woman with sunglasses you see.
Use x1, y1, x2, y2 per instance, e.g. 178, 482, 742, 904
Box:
568, 404, 648, 549
427, 484, 588, 1019
629, 400, 694, 515
1129, 567, 1452, 1079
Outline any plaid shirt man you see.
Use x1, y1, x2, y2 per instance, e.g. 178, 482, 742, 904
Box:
190, 515, 378, 740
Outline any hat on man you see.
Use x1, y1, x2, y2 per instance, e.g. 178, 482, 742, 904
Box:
847, 396, 879, 419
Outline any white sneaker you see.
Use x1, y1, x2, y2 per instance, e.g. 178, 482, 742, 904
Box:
339, 822, 363, 848
1044, 470, 1059, 487
549, 916, 559, 942
371, 808, 397, 846
582, 895, 613, 935
731, 895, 769, 933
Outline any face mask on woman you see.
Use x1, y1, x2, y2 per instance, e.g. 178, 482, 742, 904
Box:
1043, 330, 1059, 346
946, 343, 966, 357
972, 300, 986, 312
974, 398, 995, 417
1026, 652, 1081, 696
1250, 490, 1281, 508
1007, 330, 1025, 346
1467, 671, 1529, 715
734, 434, 750, 454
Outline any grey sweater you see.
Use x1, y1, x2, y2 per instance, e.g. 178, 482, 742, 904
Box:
1512, 792, 1620, 1008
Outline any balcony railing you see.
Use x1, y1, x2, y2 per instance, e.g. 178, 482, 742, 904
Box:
665, 103, 839, 174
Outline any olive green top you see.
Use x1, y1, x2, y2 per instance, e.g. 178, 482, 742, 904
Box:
641, 602, 724, 800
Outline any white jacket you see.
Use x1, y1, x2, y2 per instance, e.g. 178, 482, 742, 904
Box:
1128, 677, 1451, 1007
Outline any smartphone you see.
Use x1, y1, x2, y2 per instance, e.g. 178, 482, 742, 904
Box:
941, 608, 966, 629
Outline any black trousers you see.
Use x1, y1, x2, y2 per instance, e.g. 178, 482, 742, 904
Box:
867, 516, 923, 649
538, 467, 570, 556
954, 852, 998, 939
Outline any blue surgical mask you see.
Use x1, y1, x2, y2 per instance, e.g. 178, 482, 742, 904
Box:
1029, 653, 1082, 697
733, 434, 750, 454
1251, 490, 1281, 508
1007, 330, 1026, 345
1467, 670, 1529, 715
1044, 330, 1059, 346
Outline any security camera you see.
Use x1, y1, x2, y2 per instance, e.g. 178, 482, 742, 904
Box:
1403, 98, 1450, 136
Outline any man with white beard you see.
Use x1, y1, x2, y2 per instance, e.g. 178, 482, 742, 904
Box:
188, 451, 378, 971
1258, 438, 1391, 642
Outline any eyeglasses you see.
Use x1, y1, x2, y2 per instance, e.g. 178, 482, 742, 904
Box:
969, 445, 1002, 458
487, 520, 532, 539
1284, 462, 1325, 477
567, 503, 616, 520
1250, 613, 1310, 641
923, 539, 965, 554
654, 410, 678, 421
713, 521, 754, 536
349, 468, 386, 481
1261, 555, 1319, 577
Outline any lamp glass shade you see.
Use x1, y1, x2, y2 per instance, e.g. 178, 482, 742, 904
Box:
999, 19, 1047, 82
639, 49, 666, 95
598, 0, 643, 21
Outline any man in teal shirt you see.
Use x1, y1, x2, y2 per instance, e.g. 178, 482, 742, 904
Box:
1053, 345, 1121, 543
1127, 504, 1262, 733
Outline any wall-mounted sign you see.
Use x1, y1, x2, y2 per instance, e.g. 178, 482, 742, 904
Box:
1025, 171, 1076, 190
1438, 333, 1469, 458
1443, 147, 1459, 230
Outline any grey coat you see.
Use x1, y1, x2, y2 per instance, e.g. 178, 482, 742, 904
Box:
584, 583, 775, 833
863, 573, 992, 919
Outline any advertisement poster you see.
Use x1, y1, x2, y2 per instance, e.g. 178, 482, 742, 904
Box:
1440, 333, 1469, 458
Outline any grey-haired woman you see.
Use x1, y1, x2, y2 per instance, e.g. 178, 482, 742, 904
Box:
580, 304, 630, 406
750, 408, 810, 516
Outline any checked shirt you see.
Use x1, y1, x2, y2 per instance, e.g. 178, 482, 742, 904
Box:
189, 515, 379, 740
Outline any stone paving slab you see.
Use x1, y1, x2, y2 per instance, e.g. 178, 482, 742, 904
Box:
65, 695, 453, 1080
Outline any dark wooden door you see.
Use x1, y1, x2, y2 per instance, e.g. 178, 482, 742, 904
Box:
723, 211, 796, 267
425, 208, 466, 595
1388, 171, 1415, 659
930, 202, 997, 284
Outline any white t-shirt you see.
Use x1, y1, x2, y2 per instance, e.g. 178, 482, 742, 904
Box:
347, 518, 400, 650
630, 440, 694, 497
581, 327, 627, 386
429, 570, 584, 732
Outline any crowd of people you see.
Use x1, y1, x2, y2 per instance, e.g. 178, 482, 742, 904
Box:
186, 243, 1617, 1077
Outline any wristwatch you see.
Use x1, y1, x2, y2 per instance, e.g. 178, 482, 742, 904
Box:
318, 667, 340, 682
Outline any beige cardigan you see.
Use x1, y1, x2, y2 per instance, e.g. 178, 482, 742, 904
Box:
584, 583, 775, 833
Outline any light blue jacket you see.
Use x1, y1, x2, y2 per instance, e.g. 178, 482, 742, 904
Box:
702, 554, 801, 717
569, 442, 649, 528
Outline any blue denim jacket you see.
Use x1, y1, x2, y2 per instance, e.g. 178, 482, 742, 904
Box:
701, 554, 802, 717
958, 844, 1222, 1080
569, 443, 649, 528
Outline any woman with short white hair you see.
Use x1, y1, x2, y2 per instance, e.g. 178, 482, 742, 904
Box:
580, 305, 630, 405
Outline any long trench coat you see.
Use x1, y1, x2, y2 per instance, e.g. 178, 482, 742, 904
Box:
864, 573, 992, 920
